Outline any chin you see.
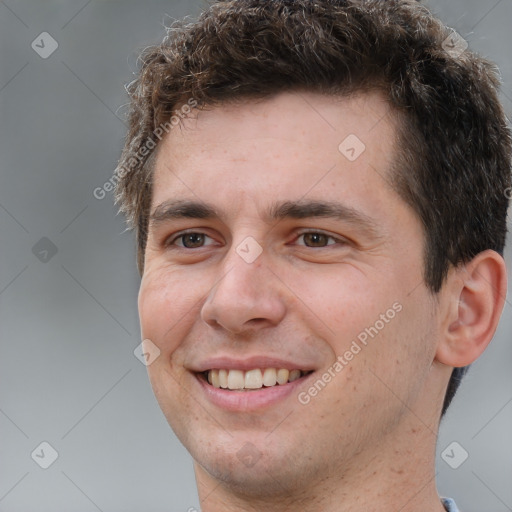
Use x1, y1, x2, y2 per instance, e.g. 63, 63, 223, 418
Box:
195, 450, 300, 499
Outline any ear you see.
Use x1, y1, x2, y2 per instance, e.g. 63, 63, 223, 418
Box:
435, 250, 508, 367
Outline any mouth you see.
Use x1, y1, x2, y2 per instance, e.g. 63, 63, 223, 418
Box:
198, 368, 314, 391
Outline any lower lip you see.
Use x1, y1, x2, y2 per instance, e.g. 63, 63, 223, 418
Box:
194, 373, 313, 411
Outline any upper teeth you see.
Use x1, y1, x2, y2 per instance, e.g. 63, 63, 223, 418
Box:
207, 368, 303, 390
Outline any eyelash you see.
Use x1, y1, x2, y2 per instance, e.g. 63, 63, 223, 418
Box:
166, 230, 345, 249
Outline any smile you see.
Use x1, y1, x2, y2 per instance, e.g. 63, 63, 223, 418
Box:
203, 368, 312, 391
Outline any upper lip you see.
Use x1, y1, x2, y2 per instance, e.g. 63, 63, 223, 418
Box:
190, 356, 315, 373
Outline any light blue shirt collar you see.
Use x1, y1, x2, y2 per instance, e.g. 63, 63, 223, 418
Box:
441, 497, 460, 511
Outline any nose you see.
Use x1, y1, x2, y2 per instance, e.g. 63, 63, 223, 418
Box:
200, 244, 286, 334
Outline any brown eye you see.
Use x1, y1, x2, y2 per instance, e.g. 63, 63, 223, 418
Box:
179, 233, 205, 248
303, 233, 329, 247
298, 232, 338, 248
168, 232, 215, 249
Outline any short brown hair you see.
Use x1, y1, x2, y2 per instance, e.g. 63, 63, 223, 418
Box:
115, 0, 512, 416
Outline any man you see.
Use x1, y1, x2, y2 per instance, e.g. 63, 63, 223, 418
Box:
114, 1, 511, 510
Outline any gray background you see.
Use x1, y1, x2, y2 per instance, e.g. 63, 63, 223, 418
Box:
0, 1, 510, 511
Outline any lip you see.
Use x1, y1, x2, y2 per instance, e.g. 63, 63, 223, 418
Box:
190, 356, 315, 373
194, 370, 315, 411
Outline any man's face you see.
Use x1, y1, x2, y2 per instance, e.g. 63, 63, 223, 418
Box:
139, 92, 440, 495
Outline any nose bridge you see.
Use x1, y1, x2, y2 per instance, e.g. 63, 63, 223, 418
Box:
218, 224, 268, 291
200, 234, 286, 332
211, 234, 268, 307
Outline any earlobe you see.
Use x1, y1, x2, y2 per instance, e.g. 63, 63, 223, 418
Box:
436, 250, 507, 368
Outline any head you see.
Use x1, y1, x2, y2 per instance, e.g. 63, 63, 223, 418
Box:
115, 0, 510, 504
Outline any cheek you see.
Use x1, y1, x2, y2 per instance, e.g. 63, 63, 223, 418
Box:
138, 266, 203, 356
285, 263, 391, 340
360, 295, 436, 409
314, 271, 431, 393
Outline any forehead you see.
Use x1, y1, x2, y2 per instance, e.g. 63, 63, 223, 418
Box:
151, 91, 402, 223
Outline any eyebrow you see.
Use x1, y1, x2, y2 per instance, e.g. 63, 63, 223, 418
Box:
149, 199, 382, 238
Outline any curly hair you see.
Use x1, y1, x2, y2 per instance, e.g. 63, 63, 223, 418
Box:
114, 0, 512, 416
